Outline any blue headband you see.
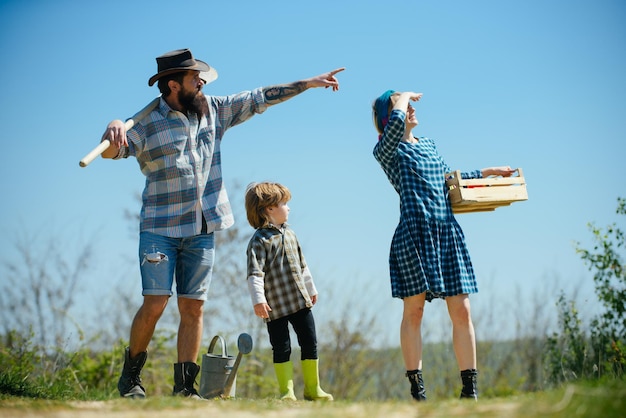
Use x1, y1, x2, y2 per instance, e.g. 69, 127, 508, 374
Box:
375, 89, 396, 133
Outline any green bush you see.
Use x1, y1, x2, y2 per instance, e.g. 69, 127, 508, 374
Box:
575, 197, 625, 378
545, 197, 626, 386
0, 329, 58, 399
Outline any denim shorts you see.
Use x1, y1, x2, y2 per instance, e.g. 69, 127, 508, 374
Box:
138, 231, 215, 300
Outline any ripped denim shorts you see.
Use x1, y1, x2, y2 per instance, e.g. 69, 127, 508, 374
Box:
138, 231, 215, 300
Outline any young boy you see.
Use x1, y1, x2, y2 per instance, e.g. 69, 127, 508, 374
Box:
244, 182, 333, 401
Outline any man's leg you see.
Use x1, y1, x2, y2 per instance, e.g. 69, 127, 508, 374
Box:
171, 297, 204, 398
129, 295, 169, 357
120, 231, 177, 398
119, 296, 169, 398
176, 297, 204, 362
172, 233, 214, 398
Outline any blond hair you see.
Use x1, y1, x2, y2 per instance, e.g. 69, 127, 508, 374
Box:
245, 182, 292, 229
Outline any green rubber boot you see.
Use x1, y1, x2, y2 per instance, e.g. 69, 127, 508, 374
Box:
274, 361, 297, 400
302, 359, 333, 401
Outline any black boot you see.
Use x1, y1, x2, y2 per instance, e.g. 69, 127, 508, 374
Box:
173, 362, 202, 399
406, 369, 427, 401
460, 369, 478, 400
118, 347, 147, 398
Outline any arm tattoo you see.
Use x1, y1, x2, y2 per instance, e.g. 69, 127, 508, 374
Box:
263, 81, 308, 104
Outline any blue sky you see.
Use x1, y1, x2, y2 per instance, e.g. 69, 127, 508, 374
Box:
1, 0, 624, 344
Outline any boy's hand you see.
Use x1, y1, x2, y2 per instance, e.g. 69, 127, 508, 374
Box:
254, 303, 272, 319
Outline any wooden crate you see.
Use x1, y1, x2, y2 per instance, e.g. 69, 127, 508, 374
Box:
446, 168, 528, 214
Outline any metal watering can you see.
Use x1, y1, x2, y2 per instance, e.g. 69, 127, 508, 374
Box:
199, 333, 253, 398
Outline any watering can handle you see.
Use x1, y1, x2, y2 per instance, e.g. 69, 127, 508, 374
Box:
207, 335, 228, 357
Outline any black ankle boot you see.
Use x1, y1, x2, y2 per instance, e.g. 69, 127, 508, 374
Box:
406, 369, 427, 401
460, 369, 478, 400
118, 347, 147, 398
173, 362, 202, 399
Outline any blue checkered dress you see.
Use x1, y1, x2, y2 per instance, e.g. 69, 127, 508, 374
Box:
373, 109, 482, 300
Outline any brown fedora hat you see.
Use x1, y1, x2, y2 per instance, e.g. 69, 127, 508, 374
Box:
148, 48, 218, 86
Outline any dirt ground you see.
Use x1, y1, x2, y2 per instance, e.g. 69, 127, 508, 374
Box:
0, 401, 414, 418
0, 398, 524, 418
2, 385, 620, 418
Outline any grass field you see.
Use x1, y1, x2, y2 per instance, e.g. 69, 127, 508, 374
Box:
1, 383, 624, 418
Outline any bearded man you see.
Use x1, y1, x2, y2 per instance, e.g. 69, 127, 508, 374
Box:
100, 49, 344, 399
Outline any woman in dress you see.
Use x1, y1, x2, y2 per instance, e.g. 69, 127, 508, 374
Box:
372, 90, 514, 400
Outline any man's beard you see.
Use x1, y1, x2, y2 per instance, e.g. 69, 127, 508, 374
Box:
178, 88, 209, 119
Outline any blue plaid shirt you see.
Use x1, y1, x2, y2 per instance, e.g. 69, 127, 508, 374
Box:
124, 90, 267, 237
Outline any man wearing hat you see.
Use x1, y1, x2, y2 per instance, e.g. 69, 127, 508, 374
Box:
100, 49, 344, 399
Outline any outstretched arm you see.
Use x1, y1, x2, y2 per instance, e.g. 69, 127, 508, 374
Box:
263, 67, 345, 105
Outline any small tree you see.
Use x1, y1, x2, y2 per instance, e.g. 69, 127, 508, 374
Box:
575, 197, 625, 378
321, 303, 379, 400
0, 229, 92, 351
544, 293, 590, 385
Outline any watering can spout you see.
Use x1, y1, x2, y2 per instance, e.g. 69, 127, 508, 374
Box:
222, 333, 253, 398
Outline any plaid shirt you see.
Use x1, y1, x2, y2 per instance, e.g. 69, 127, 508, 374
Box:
124, 90, 267, 237
246, 224, 315, 321
373, 109, 481, 299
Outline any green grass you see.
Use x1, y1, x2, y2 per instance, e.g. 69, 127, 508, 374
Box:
1, 381, 624, 418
